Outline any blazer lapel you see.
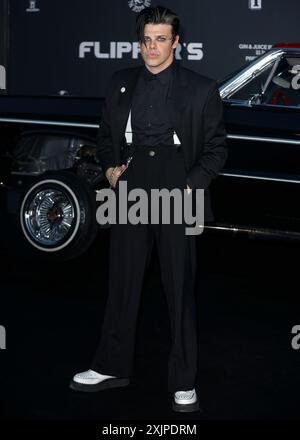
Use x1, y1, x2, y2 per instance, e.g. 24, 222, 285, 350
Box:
166, 63, 190, 165
116, 66, 143, 136
166, 63, 189, 139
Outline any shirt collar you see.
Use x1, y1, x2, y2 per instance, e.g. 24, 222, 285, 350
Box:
143, 60, 175, 84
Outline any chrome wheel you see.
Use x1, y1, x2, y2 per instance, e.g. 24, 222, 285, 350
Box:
20, 179, 81, 252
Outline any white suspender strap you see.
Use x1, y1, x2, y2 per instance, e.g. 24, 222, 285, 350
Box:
125, 110, 132, 144
173, 131, 181, 145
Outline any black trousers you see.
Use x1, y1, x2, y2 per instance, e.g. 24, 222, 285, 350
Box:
91, 144, 198, 392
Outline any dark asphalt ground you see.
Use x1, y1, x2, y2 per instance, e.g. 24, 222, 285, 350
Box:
1, 223, 300, 426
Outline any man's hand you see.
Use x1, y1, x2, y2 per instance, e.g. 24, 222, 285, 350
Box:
105, 165, 126, 188
186, 184, 192, 195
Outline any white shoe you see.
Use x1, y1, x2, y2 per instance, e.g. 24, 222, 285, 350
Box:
73, 369, 116, 385
172, 388, 200, 412
70, 369, 130, 392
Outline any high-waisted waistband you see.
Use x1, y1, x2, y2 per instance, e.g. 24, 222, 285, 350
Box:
124, 143, 181, 153
133, 143, 180, 149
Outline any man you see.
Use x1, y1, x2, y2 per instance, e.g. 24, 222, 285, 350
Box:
70, 5, 227, 413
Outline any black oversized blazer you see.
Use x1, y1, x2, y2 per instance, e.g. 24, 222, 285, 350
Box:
96, 61, 227, 222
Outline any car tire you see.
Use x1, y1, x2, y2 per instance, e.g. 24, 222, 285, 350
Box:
18, 171, 98, 260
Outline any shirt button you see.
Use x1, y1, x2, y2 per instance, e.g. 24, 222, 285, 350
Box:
149, 150, 155, 157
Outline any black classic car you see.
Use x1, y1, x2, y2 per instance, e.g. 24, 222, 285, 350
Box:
1, 43, 300, 260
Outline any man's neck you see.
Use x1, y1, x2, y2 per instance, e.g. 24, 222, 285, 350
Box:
144, 56, 174, 75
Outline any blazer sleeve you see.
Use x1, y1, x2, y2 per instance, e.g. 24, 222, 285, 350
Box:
95, 73, 118, 175
186, 81, 228, 190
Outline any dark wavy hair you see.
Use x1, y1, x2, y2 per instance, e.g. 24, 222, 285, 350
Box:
136, 5, 180, 43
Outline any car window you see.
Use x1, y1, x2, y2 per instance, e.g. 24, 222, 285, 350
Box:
225, 62, 275, 101
260, 56, 300, 107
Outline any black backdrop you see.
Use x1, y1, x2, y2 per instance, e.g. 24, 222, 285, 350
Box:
5, 0, 300, 97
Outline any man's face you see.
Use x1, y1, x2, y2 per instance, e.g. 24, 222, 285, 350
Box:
138, 23, 179, 73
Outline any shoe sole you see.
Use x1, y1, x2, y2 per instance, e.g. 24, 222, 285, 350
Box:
69, 377, 130, 392
172, 400, 200, 413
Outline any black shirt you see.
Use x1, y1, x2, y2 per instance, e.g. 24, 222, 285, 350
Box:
131, 61, 175, 146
